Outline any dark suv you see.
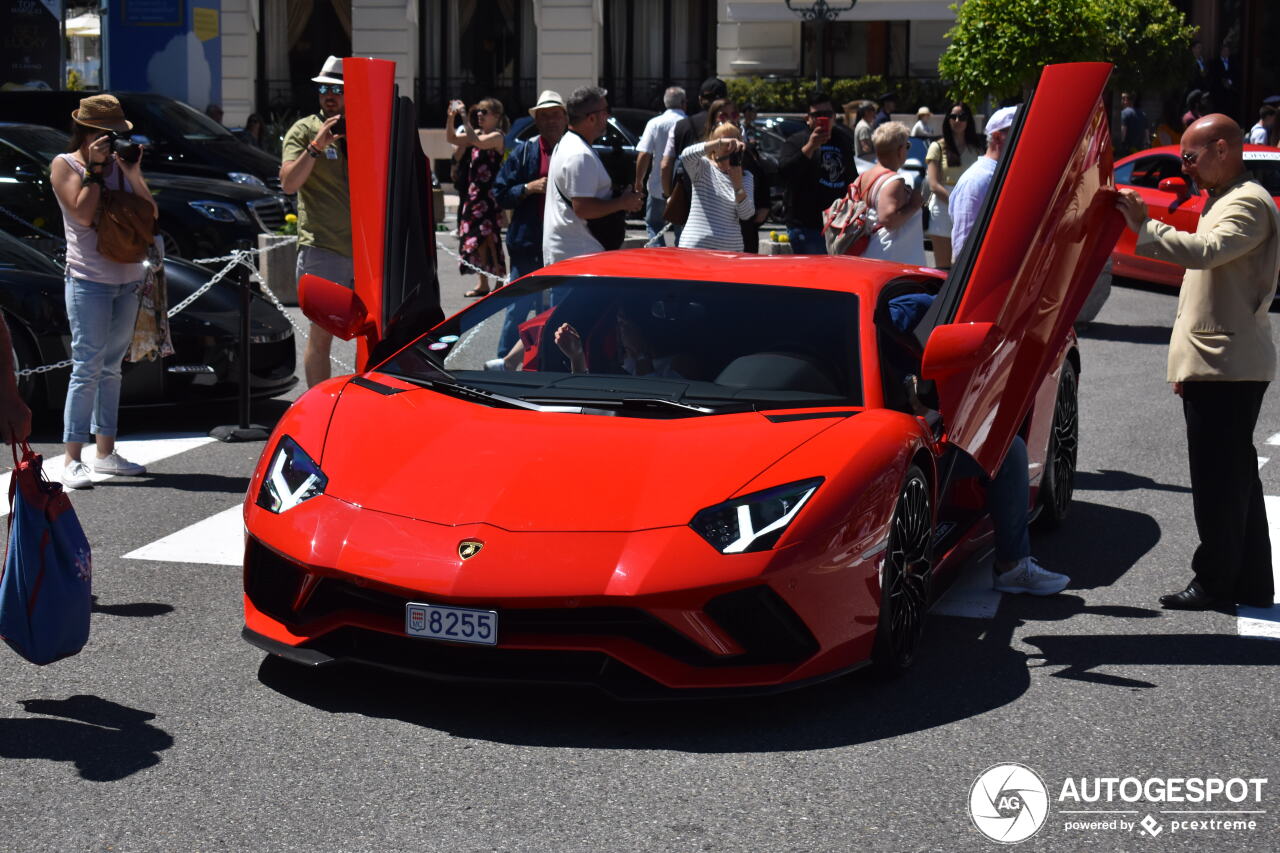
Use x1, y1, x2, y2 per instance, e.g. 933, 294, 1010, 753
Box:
0, 90, 283, 192
0, 123, 289, 262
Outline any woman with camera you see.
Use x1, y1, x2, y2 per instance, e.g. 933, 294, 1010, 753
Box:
49, 94, 157, 490
676, 106, 755, 252
446, 97, 507, 297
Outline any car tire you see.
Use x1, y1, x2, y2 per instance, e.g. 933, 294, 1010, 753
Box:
871, 463, 933, 676
1037, 360, 1078, 529
5, 313, 44, 411
159, 228, 188, 260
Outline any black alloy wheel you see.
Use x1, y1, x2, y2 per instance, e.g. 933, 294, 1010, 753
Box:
871, 464, 933, 675
1037, 360, 1078, 529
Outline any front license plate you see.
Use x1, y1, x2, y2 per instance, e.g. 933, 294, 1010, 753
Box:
405, 603, 498, 646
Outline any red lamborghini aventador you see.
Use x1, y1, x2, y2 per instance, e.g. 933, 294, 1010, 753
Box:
240, 60, 1123, 697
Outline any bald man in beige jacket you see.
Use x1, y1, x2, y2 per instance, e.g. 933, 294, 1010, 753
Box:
1118, 114, 1280, 611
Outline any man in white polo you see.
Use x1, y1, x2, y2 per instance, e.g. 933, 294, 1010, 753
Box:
949, 105, 1017, 258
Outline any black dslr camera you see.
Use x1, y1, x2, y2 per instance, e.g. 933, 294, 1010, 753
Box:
106, 131, 143, 165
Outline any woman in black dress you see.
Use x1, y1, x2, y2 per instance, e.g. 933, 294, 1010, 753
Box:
446, 97, 507, 297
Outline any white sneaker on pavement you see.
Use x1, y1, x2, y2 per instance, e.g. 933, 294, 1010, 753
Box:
92, 451, 147, 476
994, 556, 1069, 596
61, 460, 94, 490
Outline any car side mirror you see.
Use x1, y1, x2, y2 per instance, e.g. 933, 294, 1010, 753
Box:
1158, 177, 1191, 200
299, 273, 374, 341
921, 322, 999, 379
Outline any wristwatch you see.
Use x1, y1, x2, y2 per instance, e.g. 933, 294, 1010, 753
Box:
306, 143, 323, 159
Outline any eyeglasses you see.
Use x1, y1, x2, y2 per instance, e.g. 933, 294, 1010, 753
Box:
809, 109, 835, 118
1181, 144, 1213, 165
473, 109, 489, 116
948, 113, 968, 122
317, 84, 343, 95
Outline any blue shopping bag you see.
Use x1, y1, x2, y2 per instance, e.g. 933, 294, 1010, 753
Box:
1, 442, 92, 664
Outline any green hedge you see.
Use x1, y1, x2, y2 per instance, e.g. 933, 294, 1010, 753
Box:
726, 76, 952, 113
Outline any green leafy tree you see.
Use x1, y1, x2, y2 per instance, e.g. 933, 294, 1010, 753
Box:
939, 0, 1194, 104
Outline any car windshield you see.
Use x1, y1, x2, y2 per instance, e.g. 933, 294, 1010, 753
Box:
379, 276, 862, 414
139, 98, 236, 142
0, 125, 70, 164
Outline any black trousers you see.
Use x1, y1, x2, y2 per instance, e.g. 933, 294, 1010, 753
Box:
1182, 380, 1274, 603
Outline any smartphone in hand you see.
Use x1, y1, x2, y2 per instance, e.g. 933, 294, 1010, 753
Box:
815, 116, 832, 134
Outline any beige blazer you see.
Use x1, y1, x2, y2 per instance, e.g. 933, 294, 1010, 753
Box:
1136, 173, 1280, 383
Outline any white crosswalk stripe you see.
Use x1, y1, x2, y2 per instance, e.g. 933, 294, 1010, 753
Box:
0, 433, 216, 517
1236, 495, 1280, 639
123, 505, 244, 566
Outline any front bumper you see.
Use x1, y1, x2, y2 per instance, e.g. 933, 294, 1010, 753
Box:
242, 495, 881, 697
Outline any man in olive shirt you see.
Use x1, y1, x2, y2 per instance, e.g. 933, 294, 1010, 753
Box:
280, 55, 353, 387
1117, 114, 1280, 611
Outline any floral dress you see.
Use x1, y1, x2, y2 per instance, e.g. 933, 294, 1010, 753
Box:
457, 146, 507, 278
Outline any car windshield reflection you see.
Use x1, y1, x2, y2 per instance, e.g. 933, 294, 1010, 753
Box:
380, 276, 862, 415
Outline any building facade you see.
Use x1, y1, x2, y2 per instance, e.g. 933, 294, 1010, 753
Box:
216, 0, 962, 125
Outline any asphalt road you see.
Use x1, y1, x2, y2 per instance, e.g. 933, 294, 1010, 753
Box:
1, 241, 1278, 853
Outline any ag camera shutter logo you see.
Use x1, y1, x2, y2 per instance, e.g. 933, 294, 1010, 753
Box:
969, 763, 1050, 844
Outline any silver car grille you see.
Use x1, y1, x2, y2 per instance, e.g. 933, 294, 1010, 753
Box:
246, 197, 288, 233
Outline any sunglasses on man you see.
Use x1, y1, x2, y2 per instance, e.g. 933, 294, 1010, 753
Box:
317, 84, 343, 95
809, 109, 835, 118
1181, 144, 1214, 165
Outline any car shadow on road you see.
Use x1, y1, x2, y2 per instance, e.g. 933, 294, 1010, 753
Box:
114, 471, 250, 495
90, 595, 175, 618
253, 502, 1167, 752
1033, 499, 1162, 590
0, 695, 173, 781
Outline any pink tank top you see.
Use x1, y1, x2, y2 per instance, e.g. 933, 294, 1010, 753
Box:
55, 153, 147, 285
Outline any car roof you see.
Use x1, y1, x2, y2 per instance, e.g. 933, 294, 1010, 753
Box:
528, 248, 943, 298
1120, 144, 1280, 160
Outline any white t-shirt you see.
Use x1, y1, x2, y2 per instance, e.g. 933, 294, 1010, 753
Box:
1248, 122, 1268, 145
543, 130, 614, 265
636, 108, 685, 198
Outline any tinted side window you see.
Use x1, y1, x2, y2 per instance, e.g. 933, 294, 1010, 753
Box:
1122, 155, 1182, 189
1248, 161, 1280, 197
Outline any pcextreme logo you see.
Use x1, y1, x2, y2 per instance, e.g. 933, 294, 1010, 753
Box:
968, 763, 1050, 844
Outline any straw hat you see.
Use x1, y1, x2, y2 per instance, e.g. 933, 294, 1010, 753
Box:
70, 94, 132, 133
916, 106, 932, 118
528, 90, 566, 116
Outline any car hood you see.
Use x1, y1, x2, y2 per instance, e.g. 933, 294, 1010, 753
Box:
146, 172, 277, 202
317, 378, 843, 532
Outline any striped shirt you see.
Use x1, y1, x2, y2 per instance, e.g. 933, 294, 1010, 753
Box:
676, 142, 756, 251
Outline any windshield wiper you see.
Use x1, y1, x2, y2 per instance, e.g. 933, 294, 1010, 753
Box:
389, 372, 546, 411
525, 396, 748, 415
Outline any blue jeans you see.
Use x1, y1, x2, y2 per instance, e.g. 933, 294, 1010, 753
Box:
644, 194, 667, 245
63, 275, 141, 443
787, 226, 828, 255
499, 248, 543, 355
987, 435, 1031, 563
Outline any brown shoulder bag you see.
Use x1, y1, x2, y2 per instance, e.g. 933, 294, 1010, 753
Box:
96, 178, 157, 264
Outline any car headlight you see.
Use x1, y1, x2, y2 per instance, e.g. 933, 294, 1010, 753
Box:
689, 478, 822, 554
227, 171, 267, 188
188, 200, 250, 223
255, 436, 327, 513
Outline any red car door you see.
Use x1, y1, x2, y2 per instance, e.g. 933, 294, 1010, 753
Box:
1112, 152, 1204, 285
920, 62, 1125, 477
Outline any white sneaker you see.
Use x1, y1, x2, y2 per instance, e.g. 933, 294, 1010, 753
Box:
92, 451, 147, 476
484, 358, 507, 372
994, 557, 1069, 596
61, 460, 94, 490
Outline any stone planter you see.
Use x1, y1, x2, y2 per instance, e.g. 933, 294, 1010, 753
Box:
256, 234, 298, 305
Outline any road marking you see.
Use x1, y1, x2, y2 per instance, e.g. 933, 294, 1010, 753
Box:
123, 505, 243, 566
1236, 495, 1280, 640
1266, 432, 1280, 446
1259, 457, 1270, 470
0, 433, 216, 517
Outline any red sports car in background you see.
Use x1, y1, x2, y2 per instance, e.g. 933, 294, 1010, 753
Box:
239, 60, 1122, 697
1111, 144, 1280, 287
